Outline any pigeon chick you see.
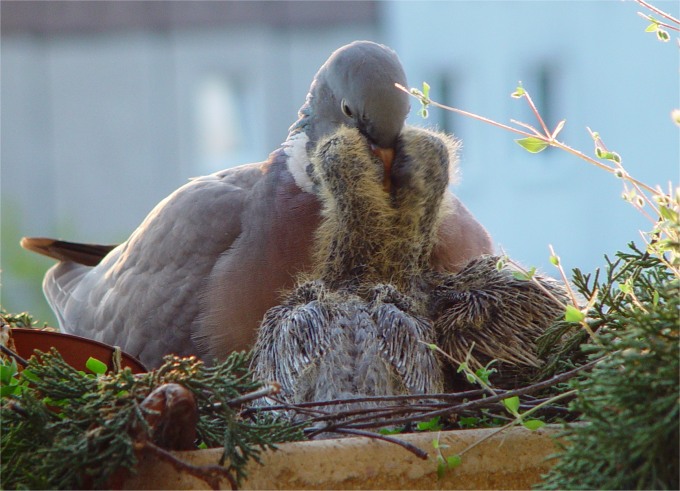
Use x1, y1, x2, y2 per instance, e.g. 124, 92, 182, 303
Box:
252, 126, 459, 406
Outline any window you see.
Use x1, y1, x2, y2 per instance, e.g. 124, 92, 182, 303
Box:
194, 74, 245, 174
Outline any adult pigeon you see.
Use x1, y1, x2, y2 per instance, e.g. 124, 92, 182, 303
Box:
21, 41, 492, 369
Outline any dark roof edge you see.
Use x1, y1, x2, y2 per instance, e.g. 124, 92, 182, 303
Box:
1, 1, 378, 36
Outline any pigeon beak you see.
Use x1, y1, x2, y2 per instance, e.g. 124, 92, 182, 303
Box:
371, 145, 395, 193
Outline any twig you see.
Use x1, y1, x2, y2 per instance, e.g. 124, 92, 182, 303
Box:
455, 389, 578, 459
636, 0, 680, 26
331, 428, 429, 460
0, 345, 29, 367
225, 382, 280, 407
323, 358, 599, 431
395, 83, 658, 196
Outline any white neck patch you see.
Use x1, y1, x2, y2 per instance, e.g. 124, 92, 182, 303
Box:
282, 132, 314, 193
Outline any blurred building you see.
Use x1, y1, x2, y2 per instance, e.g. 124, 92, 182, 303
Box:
2, 1, 678, 324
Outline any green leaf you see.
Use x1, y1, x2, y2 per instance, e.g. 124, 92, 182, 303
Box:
422, 81, 430, 99
549, 254, 560, 267
512, 266, 536, 281
645, 22, 658, 32
595, 147, 622, 163
511, 84, 526, 98
86, 357, 108, 375
432, 438, 440, 449
619, 282, 632, 294
475, 366, 495, 385
426, 343, 438, 351
1, 384, 19, 397
657, 29, 670, 42
459, 416, 480, 428
447, 454, 462, 469
417, 416, 443, 432
502, 396, 521, 415
523, 419, 546, 431
1, 359, 18, 385
565, 305, 585, 323
515, 137, 549, 153
653, 290, 660, 306
198, 441, 209, 450
659, 205, 679, 222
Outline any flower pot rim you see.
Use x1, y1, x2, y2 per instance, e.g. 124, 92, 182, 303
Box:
10, 327, 148, 373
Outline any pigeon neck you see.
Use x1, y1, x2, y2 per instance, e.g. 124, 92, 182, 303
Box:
282, 97, 316, 194
312, 167, 423, 295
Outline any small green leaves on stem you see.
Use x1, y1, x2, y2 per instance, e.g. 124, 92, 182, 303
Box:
595, 147, 622, 164
410, 81, 431, 119
457, 360, 497, 386
502, 396, 520, 416
642, 15, 671, 42
432, 434, 462, 479
515, 137, 549, 153
589, 127, 622, 164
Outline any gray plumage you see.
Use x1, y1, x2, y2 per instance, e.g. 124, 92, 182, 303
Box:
21, 41, 493, 369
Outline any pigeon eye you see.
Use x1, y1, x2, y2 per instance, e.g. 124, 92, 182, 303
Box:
341, 100, 353, 118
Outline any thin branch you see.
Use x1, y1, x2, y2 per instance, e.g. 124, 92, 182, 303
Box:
455, 389, 578, 459
523, 88, 551, 137
0, 345, 29, 367
636, 0, 680, 26
225, 382, 280, 407
396, 83, 658, 196
331, 428, 429, 460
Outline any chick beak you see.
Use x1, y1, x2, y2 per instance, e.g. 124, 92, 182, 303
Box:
371, 145, 395, 193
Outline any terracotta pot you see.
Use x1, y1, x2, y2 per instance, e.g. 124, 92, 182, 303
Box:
10, 328, 147, 373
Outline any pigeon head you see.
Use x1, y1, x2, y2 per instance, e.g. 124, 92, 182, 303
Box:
291, 41, 410, 162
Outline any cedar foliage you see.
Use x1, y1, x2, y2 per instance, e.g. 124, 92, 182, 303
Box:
539, 244, 679, 490
1, 350, 302, 489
